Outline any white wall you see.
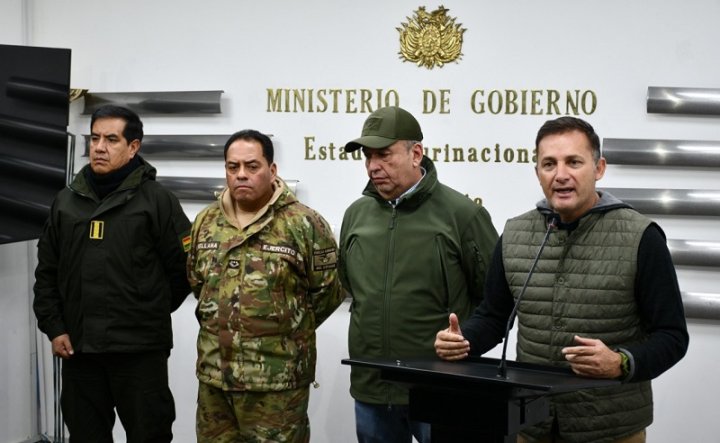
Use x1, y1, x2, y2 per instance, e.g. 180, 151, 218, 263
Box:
1, 1, 719, 442
0, 241, 39, 443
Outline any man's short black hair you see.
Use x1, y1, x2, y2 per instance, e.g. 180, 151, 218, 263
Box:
223, 130, 274, 163
535, 116, 601, 163
90, 105, 144, 143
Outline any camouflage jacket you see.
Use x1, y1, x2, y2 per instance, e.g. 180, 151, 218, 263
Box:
188, 179, 343, 392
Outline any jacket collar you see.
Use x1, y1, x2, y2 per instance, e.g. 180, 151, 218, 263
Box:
215, 177, 297, 228
70, 155, 156, 199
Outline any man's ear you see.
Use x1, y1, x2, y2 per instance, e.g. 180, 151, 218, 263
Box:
595, 157, 607, 181
129, 139, 141, 158
412, 142, 423, 166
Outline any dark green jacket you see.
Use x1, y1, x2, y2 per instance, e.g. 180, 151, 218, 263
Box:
340, 156, 498, 405
33, 157, 191, 352
503, 194, 653, 442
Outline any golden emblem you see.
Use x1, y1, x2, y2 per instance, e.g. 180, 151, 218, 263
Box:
69, 88, 88, 102
397, 5, 466, 69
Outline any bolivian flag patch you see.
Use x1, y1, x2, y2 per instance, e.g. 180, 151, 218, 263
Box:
182, 235, 192, 252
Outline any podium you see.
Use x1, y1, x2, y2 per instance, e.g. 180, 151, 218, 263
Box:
342, 356, 618, 443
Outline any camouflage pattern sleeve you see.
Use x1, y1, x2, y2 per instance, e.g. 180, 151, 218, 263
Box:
187, 206, 211, 299
305, 210, 343, 327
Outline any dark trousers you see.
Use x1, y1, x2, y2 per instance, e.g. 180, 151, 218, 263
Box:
61, 351, 175, 443
355, 400, 430, 443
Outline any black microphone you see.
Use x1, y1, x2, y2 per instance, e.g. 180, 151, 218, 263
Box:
497, 214, 559, 378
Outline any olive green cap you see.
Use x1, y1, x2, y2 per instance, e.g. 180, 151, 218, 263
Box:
344, 106, 423, 152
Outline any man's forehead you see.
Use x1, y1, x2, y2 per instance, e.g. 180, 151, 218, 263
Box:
362, 144, 401, 156
91, 117, 126, 135
537, 133, 593, 158
225, 149, 269, 166
226, 157, 264, 164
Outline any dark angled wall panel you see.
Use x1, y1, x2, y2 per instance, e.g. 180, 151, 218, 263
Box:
82, 134, 229, 159
82, 91, 223, 115
0, 44, 71, 244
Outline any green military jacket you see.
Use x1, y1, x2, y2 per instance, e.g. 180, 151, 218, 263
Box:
188, 178, 343, 392
340, 156, 498, 405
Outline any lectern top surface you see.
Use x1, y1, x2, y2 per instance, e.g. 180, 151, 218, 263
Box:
342, 356, 618, 395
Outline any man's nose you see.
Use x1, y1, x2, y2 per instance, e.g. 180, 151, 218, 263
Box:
366, 156, 380, 172
92, 140, 107, 152
234, 165, 249, 179
555, 162, 570, 180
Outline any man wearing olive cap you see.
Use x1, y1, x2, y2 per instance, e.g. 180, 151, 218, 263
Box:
339, 106, 499, 442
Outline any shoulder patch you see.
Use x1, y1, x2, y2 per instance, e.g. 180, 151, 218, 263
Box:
182, 235, 192, 252
313, 247, 337, 271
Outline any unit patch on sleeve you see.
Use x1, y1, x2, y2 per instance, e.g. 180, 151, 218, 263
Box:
182, 235, 192, 252
313, 247, 337, 271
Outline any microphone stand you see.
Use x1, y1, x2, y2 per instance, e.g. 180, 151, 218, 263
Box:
497, 216, 558, 378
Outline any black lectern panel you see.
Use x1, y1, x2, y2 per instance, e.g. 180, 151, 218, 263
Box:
342, 357, 618, 443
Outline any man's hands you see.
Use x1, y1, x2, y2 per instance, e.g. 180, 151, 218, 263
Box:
435, 320, 625, 378
434, 313, 470, 361
562, 335, 623, 379
51, 334, 74, 359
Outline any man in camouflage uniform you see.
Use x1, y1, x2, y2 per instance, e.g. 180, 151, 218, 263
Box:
188, 129, 344, 443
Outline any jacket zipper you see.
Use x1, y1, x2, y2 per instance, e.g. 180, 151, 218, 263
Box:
383, 207, 397, 406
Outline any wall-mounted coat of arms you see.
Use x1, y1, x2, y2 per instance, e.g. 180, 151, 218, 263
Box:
397, 5, 466, 69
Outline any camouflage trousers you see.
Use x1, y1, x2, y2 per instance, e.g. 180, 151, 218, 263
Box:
196, 382, 310, 443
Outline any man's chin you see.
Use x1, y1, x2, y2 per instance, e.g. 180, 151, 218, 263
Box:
90, 165, 110, 175
231, 190, 254, 203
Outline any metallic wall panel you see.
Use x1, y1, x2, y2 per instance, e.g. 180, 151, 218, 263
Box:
603, 138, 720, 168
157, 177, 225, 201
683, 292, 720, 320
157, 177, 298, 201
647, 86, 720, 116
82, 134, 229, 158
668, 240, 720, 267
82, 90, 223, 115
602, 188, 720, 216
